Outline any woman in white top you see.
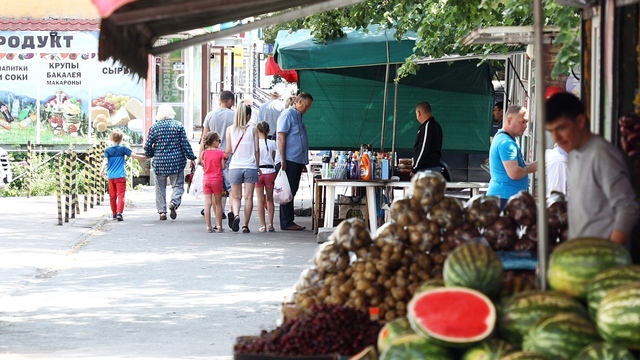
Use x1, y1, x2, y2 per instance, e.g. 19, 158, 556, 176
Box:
255, 121, 277, 232
225, 105, 260, 233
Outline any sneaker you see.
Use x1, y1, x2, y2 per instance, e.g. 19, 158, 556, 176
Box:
112, 214, 117, 220
116, 213, 123, 221
222, 212, 227, 220
227, 212, 234, 229
201, 209, 205, 216
169, 203, 177, 220
159, 213, 167, 221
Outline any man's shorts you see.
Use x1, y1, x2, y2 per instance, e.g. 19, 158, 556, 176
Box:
228, 168, 259, 185
203, 179, 223, 195
255, 171, 277, 189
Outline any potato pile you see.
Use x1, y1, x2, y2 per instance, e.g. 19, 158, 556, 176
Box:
292, 172, 567, 322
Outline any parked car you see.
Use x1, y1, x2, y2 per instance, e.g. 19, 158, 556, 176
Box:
0, 147, 12, 189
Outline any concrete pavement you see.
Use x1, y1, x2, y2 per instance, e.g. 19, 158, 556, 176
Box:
0, 177, 321, 359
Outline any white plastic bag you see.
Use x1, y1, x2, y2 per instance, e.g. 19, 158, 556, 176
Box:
189, 165, 204, 198
273, 170, 293, 205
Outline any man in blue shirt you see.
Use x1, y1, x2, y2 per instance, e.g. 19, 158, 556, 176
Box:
486, 105, 538, 208
276, 92, 312, 230
144, 104, 196, 220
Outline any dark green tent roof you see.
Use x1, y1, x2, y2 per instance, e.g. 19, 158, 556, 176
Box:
274, 25, 418, 70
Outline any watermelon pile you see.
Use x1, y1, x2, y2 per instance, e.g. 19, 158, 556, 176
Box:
374, 238, 640, 359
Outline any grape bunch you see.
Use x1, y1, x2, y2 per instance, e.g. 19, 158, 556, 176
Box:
92, 94, 131, 113
92, 96, 116, 112
234, 303, 381, 356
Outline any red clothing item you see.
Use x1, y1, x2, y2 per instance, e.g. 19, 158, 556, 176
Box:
202, 148, 225, 181
108, 177, 126, 215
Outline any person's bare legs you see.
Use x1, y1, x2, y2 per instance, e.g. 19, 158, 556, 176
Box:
243, 182, 255, 228
266, 187, 275, 230
256, 186, 266, 229
204, 194, 213, 231
213, 193, 223, 230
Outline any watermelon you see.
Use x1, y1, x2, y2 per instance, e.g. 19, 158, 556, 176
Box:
500, 351, 548, 360
379, 333, 453, 360
443, 242, 503, 297
407, 286, 496, 347
596, 282, 640, 350
547, 237, 632, 299
416, 278, 445, 293
378, 317, 415, 354
522, 312, 601, 360
574, 342, 636, 360
462, 338, 515, 360
587, 265, 640, 319
498, 290, 587, 345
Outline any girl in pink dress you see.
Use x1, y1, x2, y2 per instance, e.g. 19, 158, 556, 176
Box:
200, 131, 226, 233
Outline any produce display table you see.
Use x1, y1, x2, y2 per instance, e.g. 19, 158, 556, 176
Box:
386, 181, 489, 199
314, 179, 489, 233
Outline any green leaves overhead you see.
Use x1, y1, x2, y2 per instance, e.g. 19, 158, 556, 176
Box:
262, 0, 581, 79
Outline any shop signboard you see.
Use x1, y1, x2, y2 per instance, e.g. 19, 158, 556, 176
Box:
0, 30, 145, 146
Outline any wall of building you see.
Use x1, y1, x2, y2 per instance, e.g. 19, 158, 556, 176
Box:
1, 0, 99, 19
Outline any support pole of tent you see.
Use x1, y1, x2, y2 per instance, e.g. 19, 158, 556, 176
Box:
380, 63, 390, 151
533, 0, 549, 290
391, 66, 399, 168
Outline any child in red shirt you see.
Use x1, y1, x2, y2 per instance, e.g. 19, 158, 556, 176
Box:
200, 131, 226, 233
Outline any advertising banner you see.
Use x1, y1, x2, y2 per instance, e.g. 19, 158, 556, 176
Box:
0, 30, 145, 145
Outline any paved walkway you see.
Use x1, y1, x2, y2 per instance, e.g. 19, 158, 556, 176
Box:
0, 178, 320, 359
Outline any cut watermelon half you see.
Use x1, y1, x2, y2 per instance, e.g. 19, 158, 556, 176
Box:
407, 286, 496, 347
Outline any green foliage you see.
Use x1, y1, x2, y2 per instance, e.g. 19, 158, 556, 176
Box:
261, 0, 581, 79
1, 150, 143, 197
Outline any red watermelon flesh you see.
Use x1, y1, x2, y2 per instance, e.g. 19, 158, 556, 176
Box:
408, 287, 496, 346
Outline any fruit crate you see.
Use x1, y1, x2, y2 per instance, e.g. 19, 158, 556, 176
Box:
497, 250, 537, 271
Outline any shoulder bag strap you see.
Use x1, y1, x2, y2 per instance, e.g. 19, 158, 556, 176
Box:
233, 129, 247, 154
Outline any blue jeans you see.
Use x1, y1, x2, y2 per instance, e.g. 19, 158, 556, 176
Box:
155, 173, 184, 213
279, 160, 304, 229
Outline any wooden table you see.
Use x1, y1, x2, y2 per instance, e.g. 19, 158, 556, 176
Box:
315, 179, 387, 232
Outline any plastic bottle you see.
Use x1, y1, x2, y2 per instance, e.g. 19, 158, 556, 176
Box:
360, 152, 371, 180
350, 152, 359, 180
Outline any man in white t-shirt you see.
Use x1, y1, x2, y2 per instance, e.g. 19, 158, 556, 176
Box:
545, 143, 568, 197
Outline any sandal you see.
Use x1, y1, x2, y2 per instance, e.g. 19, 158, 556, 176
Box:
232, 216, 240, 232
242, 226, 250, 233
215, 226, 224, 233
258, 226, 266, 233
207, 226, 214, 233
268, 224, 275, 232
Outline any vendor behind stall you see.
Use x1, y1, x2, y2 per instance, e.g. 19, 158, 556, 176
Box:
545, 92, 639, 245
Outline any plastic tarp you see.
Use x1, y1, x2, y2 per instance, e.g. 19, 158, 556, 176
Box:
274, 26, 417, 70
274, 27, 495, 152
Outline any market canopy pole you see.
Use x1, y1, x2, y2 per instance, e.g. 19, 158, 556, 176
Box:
533, 0, 549, 290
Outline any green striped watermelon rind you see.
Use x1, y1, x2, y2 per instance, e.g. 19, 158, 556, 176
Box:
379, 333, 454, 360
596, 282, 640, 350
498, 290, 588, 345
407, 286, 497, 348
462, 338, 515, 360
499, 351, 549, 360
443, 242, 504, 297
574, 342, 637, 360
547, 237, 632, 299
522, 312, 601, 360
587, 265, 640, 319
377, 317, 415, 354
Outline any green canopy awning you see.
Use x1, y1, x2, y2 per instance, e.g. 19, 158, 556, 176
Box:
274, 25, 418, 70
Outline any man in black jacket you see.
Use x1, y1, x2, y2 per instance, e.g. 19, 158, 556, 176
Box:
411, 101, 443, 176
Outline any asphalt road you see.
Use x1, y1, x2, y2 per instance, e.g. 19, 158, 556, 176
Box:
0, 181, 320, 359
